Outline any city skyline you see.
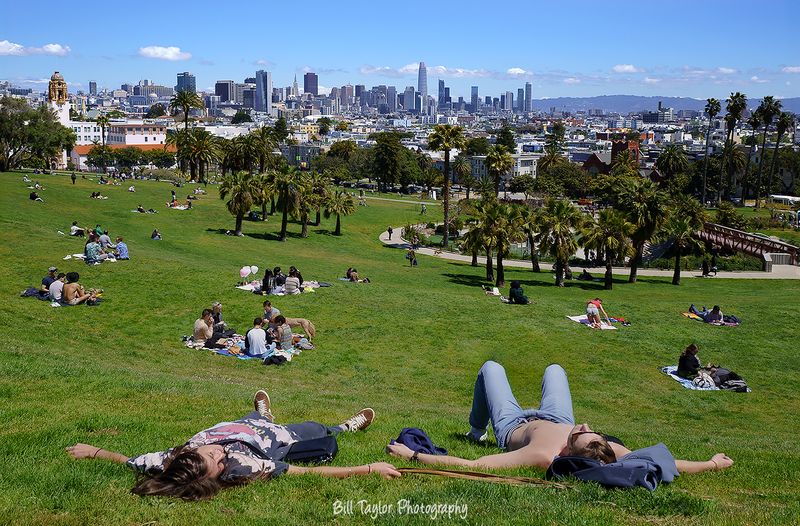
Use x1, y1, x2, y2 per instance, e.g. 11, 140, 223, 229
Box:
2, 0, 800, 100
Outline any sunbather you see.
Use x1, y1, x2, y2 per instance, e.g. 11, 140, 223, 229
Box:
62, 272, 97, 305
386, 361, 733, 476
70, 222, 86, 237
689, 304, 723, 324
508, 281, 530, 305
586, 298, 610, 329
193, 309, 214, 346
66, 392, 392, 501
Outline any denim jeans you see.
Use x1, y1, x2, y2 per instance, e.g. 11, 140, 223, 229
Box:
469, 361, 575, 449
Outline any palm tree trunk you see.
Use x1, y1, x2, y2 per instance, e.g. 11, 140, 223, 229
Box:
672, 244, 682, 285
471, 249, 478, 266
628, 242, 643, 283
701, 118, 712, 205
742, 137, 757, 201
485, 246, 494, 281
315, 210, 321, 226
756, 130, 769, 207
466, 187, 471, 200
301, 211, 308, 238
261, 202, 267, 221
280, 191, 288, 240
235, 213, 243, 236
527, 231, 540, 272
270, 197, 276, 215
335, 214, 341, 235
605, 260, 613, 290
768, 132, 784, 198
495, 250, 505, 287
555, 259, 564, 287
442, 151, 450, 248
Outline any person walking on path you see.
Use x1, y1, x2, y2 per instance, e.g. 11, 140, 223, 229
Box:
406, 248, 417, 267
387, 226, 393, 240
71, 172, 76, 185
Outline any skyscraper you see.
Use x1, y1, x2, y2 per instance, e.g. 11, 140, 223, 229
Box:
387, 86, 397, 112
403, 86, 415, 111
504, 91, 513, 111
303, 72, 318, 96
291, 75, 299, 98
255, 70, 272, 113
517, 88, 524, 112
355, 85, 365, 106
438, 80, 446, 109
470, 86, 479, 113
175, 72, 196, 93
524, 82, 532, 112
89, 81, 97, 96
215, 80, 235, 102
417, 62, 427, 113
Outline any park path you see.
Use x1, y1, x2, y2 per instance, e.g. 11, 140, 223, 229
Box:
378, 227, 800, 280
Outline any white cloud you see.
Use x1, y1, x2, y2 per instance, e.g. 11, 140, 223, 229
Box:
716, 67, 736, 74
782, 66, 800, 73
317, 85, 331, 96
0, 39, 70, 56
138, 46, 191, 61
750, 75, 768, 84
612, 64, 642, 73
563, 77, 581, 84
643, 77, 660, 84
255, 59, 273, 66
360, 63, 529, 80
506, 67, 532, 77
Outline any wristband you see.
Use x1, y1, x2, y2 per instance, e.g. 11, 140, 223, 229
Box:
411, 451, 420, 462
93, 448, 101, 458
711, 459, 718, 470
367, 464, 371, 474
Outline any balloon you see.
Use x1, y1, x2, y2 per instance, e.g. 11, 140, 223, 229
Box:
240, 267, 250, 278
250, 266, 259, 275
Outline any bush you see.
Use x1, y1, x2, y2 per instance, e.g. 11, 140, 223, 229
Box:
645, 253, 763, 271
401, 223, 429, 246
715, 202, 748, 230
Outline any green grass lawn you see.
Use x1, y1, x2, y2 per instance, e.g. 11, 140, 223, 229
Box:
2, 172, 799, 525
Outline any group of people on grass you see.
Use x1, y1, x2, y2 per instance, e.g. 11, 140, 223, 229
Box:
35, 265, 101, 305
345, 267, 371, 283
78, 224, 129, 264
261, 266, 306, 295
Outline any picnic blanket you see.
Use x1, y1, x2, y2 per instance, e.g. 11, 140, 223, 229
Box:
660, 366, 718, 390
681, 312, 740, 327
567, 315, 617, 330
168, 204, 190, 210
62, 253, 117, 263
184, 335, 307, 361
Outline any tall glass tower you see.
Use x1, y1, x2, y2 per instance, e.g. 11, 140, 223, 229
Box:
417, 62, 427, 113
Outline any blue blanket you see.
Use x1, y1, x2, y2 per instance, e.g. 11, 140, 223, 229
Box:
660, 366, 718, 390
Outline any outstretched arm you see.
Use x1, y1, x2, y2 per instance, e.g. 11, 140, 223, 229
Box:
287, 463, 401, 480
386, 442, 549, 470
675, 453, 733, 474
66, 443, 129, 464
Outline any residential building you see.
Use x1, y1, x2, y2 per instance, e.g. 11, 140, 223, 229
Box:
106, 122, 168, 145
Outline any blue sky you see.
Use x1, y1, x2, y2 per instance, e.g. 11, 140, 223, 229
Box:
2, 0, 799, 100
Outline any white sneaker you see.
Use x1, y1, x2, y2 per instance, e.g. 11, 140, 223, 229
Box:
340, 408, 375, 432
465, 430, 488, 443
253, 390, 273, 420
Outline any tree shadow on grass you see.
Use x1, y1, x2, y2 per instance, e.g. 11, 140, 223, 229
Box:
313, 229, 340, 237
449, 432, 497, 448
244, 231, 303, 241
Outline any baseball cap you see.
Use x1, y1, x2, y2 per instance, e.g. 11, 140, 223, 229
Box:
212, 301, 222, 307
48, 266, 57, 272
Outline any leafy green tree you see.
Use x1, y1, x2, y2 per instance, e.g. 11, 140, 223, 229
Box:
582, 209, 634, 290
767, 112, 794, 196
327, 140, 358, 160
485, 144, 514, 194
509, 173, 537, 199
535, 199, 585, 287
465, 136, 490, 156
145, 103, 167, 119
617, 178, 669, 283
335, 121, 349, 132
721, 92, 747, 201
702, 98, 721, 204
219, 171, 258, 236
428, 124, 466, 247
0, 98, 75, 171
318, 117, 332, 136
372, 132, 406, 190
231, 110, 253, 124
113, 147, 143, 171
86, 145, 114, 172
496, 123, 516, 153
169, 91, 204, 132
666, 194, 707, 285
324, 190, 356, 235
273, 117, 289, 144
535, 162, 588, 199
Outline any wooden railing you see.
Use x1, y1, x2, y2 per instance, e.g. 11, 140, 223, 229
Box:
696, 222, 798, 265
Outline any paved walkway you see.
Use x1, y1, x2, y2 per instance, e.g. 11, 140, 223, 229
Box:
363, 195, 441, 206
379, 227, 800, 280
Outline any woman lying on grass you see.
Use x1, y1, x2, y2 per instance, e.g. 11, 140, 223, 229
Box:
66, 391, 400, 500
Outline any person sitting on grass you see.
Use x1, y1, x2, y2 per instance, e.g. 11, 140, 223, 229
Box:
386, 360, 733, 477
689, 304, 723, 324
29, 191, 43, 202
62, 272, 97, 305
151, 229, 162, 240
211, 302, 228, 333
348, 268, 370, 283
507, 281, 530, 305
116, 236, 130, 259
84, 235, 109, 265
48, 272, 66, 302
274, 315, 294, 350
677, 343, 701, 379
70, 222, 86, 237
289, 266, 304, 285
284, 269, 302, 295
137, 205, 146, 213
586, 298, 611, 329
98, 230, 115, 250
40, 266, 58, 294
245, 317, 272, 357
262, 300, 316, 339
193, 309, 214, 346
577, 269, 593, 281
66, 392, 391, 501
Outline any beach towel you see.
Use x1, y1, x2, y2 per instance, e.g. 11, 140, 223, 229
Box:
236, 283, 257, 291
168, 205, 189, 210
660, 366, 718, 390
567, 315, 617, 330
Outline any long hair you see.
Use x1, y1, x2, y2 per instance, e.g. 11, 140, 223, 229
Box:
571, 439, 616, 464
681, 343, 699, 357
130, 446, 239, 501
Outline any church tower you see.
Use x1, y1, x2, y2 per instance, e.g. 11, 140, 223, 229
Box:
48, 71, 70, 125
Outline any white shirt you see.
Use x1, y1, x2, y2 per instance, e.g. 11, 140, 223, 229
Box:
49, 280, 64, 301
247, 327, 268, 356
70, 225, 81, 235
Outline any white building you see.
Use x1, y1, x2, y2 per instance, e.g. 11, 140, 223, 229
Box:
69, 122, 104, 145
469, 153, 539, 183
106, 122, 167, 145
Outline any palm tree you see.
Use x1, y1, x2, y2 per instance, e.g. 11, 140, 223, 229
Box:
582, 209, 634, 290
219, 171, 257, 236
538, 149, 566, 173
740, 109, 763, 201
722, 92, 747, 201
618, 178, 669, 283
519, 205, 542, 272
485, 145, 514, 195
96, 114, 109, 148
308, 171, 330, 226
755, 96, 781, 206
536, 199, 584, 287
428, 124, 466, 248
492, 203, 524, 287
720, 142, 747, 197
252, 173, 273, 221
252, 125, 278, 173
169, 91, 204, 132
291, 174, 314, 238
187, 129, 219, 184
655, 145, 689, 184
702, 98, 721, 205
611, 150, 638, 177
267, 165, 304, 241
453, 154, 473, 198
767, 112, 794, 197
324, 190, 356, 236
665, 194, 707, 285
461, 223, 484, 267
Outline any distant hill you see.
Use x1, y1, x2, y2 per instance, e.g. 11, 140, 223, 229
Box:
530, 95, 800, 114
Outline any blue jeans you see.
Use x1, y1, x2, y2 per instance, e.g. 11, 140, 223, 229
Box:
469, 361, 575, 449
